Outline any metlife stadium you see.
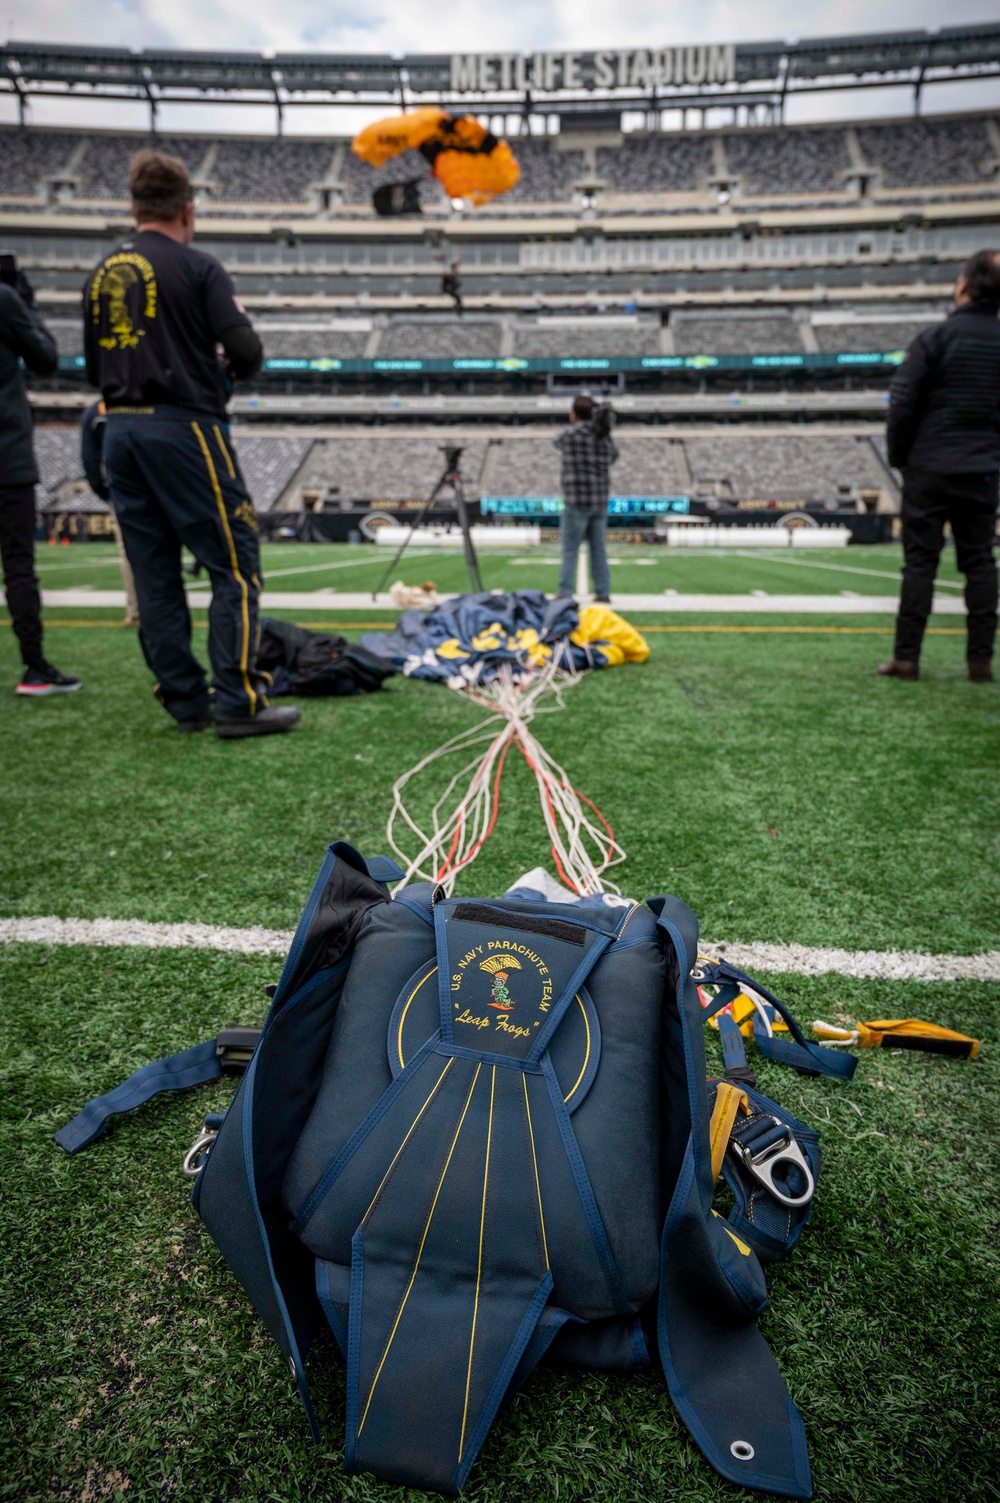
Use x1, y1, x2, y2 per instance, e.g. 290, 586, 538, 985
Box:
3, 24, 1000, 525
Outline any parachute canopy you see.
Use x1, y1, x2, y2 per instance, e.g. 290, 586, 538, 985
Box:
352, 106, 520, 207
359, 590, 649, 686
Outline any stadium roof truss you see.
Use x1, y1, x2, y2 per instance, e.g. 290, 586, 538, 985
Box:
2, 26, 1000, 129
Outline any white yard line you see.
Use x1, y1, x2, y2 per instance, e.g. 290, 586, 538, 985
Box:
259, 550, 439, 582
730, 550, 964, 591
1, 915, 997, 980
27, 588, 967, 613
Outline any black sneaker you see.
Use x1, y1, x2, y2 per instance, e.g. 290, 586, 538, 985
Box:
177, 711, 213, 733
16, 662, 82, 697
214, 705, 301, 739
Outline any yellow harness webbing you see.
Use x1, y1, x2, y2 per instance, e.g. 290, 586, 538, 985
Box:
811, 1018, 979, 1059
708, 1082, 750, 1182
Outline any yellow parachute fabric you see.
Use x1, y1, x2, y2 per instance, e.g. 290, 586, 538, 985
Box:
571, 606, 650, 667
351, 109, 520, 206
432, 140, 520, 206
351, 107, 449, 169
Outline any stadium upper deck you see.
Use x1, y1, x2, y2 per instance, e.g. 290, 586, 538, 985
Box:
1, 111, 998, 219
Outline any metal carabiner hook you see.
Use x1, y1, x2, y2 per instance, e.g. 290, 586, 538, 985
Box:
735, 1120, 815, 1208
182, 1125, 219, 1177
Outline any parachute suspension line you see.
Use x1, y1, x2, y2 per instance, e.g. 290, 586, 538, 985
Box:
387, 655, 626, 898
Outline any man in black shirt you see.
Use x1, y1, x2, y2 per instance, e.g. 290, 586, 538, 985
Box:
84, 150, 298, 736
880, 249, 1000, 683
0, 263, 81, 695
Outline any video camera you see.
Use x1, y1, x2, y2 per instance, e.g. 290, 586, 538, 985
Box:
592, 403, 615, 441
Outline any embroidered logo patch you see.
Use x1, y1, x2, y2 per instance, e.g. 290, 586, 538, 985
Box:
480, 953, 521, 1010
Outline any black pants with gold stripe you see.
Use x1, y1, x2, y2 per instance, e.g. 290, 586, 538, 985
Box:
105, 408, 267, 722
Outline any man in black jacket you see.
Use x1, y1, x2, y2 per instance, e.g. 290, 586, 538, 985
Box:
880, 249, 1000, 682
85, 150, 298, 737
0, 265, 81, 695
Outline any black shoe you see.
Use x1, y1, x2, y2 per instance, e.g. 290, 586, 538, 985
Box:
214, 705, 301, 739
177, 711, 213, 733
16, 662, 82, 697
877, 660, 919, 680
594, 595, 612, 604
969, 662, 994, 683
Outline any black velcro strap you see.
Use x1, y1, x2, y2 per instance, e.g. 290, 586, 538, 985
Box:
452, 903, 585, 946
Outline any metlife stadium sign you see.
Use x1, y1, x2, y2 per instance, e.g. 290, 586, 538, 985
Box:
447, 47, 737, 93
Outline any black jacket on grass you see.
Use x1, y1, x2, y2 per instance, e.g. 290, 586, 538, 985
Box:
887, 303, 1000, 474
0, 284, 58, 486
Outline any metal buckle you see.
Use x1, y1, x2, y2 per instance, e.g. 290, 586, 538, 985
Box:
734, 1118, 815, 1208
182, 1124, 219, 1177
215, 1025, 261, 1074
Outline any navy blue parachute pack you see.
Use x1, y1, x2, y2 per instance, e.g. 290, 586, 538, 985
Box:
56, 843, 857, 1498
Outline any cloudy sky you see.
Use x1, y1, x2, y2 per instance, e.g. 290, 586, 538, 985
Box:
2, 0, 998, 131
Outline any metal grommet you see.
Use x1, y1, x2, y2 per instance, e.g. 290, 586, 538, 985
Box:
730, 1440, 755, 1462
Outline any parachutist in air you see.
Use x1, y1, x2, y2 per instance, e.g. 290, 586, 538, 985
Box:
442, 259, 463, 314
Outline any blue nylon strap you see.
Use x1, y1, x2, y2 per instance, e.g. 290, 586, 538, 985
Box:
54, 1040, 221, 1154
700, 959, 857, 1082
652, 898, 813, 1499
718, 1012, 750, 1073
364, 854, 405, 885
752, 1015, 857, 1080
699, 981, 742, 1022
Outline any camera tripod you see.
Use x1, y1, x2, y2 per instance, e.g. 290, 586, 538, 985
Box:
371, 445, 483, 600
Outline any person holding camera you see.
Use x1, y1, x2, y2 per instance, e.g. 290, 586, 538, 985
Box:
83, 150, 298, 738
0, 256, 81, 695
555, 395, 618, 603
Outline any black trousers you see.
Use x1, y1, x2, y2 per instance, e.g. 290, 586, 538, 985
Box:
895, 468, 999, 664
105, 410, 267, 721
0, 481, 43, 668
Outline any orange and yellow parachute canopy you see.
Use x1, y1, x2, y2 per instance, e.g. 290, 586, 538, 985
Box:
352, 107, 520, 207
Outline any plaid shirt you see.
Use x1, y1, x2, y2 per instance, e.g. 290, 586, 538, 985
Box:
554, 422, 619, 511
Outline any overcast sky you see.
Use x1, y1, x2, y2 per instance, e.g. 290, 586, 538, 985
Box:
2, 0, 999, 132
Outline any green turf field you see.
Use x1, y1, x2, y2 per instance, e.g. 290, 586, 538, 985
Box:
32, 540, 965, 598
2, 581, 998, 1502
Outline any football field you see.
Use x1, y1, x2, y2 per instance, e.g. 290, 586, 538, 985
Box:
31, 539, 966, 601
2, 545, 998, 1503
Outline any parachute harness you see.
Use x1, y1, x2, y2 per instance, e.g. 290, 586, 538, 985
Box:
388, 650, 626, 897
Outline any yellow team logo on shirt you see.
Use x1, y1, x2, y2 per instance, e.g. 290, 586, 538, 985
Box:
90, 253, 157, 350
232, 499, 259, 532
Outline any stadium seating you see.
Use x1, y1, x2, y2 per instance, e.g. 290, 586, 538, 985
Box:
502, 139, 585, 202
484, 434, 686, 500
231, 435, 314, 510
33, 427, 83, 495
0, 128, 83, 196
1, 112, 996, 210
513, 319, 660, 358
857, 116, 993, 186
378, 321, 502, 359
723, 127, 850, 195
27, 423, 893, 511
812, 317, 944, 353
212, 137, 330, 202
596, 133, 714, 193
77, 134, 202, 198
275, 434, 488, 504
684, 433, 886, 504
256, 323, 372, 359
45, 319, 84, 357
672, 314, 803, 355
